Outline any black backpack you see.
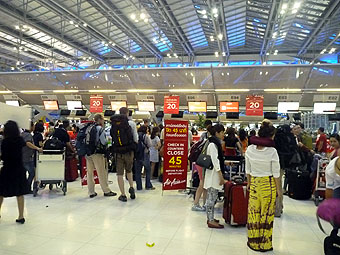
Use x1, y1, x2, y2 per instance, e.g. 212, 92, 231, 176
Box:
135, 133, 147, 161
110, 114, 135, 154
43, 137, 64, 151
75, 123, 93, 156
275, 125, 299, 168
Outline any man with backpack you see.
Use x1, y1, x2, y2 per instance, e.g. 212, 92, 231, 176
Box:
52, 120, 75, 154
85, 114, 117, 198
111, 107, 138, 202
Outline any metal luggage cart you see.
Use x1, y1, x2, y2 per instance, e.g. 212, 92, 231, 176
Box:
224, 156, 245, 181
33, 150, 67, 196
314, 157, 329, 206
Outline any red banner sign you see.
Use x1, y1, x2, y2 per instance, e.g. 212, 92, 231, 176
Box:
90, 96, 103, 113
246, 95, 264, 116
163, 120, 188, 190
164, 96, 180, 114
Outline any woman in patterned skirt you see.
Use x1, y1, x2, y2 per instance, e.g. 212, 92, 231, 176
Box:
245, 121, 282, 252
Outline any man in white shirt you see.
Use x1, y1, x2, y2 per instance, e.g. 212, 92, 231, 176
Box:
325, 156, 340, 199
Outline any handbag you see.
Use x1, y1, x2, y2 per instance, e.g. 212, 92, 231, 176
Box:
196, 141, 213, 170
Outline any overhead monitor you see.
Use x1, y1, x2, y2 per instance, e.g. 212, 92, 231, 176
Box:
313, 103, 336, 114
104, 110, 115, 116
329, 113, 340, 121
206, 112, 218, 118
264, 112, 278, 120
156, 111, 164, 118
293, 113, 301, 121
188, 102, 207, 112
226, 112, 239, 119
43, 100, 59, 110
67, 100, 82, 110
171, 111, 184, 118
277, 102, 300, 113
111, 101, 127, 112
137, 101, 155, 112
6, 100, 20, 107
75, 110, 87, 116
219, 102, 239, 113
60, 109, 71, 116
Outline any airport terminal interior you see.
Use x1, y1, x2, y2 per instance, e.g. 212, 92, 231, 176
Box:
0, 0, 340, 254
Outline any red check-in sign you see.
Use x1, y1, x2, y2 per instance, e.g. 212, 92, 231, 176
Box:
90, 96, 103, 113
246, 95, 264, 116
164, 96, 180, 114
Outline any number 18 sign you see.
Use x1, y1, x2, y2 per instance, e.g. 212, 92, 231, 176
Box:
164, 96, 180, 114
246, 95, 264, 116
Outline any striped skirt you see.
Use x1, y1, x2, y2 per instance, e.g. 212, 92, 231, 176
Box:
247, 176, 277, 252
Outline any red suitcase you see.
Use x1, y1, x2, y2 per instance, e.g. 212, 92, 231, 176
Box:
223, 181, 249, 226
65, 157, 79, 182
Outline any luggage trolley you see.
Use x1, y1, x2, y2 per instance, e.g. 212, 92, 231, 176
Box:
314, 157, 329, 206
224, 155, 246, 181
33, 150, 67, 196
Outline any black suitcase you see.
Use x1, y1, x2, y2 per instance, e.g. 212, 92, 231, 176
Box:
287, 168, 312, 200
324, 228, 340, 255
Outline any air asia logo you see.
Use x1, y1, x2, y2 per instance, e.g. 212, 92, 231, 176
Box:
163, 178, 186, 187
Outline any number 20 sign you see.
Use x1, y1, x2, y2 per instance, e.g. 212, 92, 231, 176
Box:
164, 96, 180, 114
246, 95, 264, 116
90, 96, 103, 113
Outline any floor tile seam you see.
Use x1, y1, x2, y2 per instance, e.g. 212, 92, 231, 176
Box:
204, 228, 213, 255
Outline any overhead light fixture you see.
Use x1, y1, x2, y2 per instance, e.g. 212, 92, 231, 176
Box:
144, 18, 149, 23
203, 14, 208, 19
169, 89, 201, 93
266, 52, 270, 55
212, 8, 218, 14
20, 90, 44, 94
0, 90, 12, 94
218, 33, 223, 40
264, 89, 301, 92
69, 20, 74, 24
130, 13, 136, 20
214, 13, 218, 18
292, 9, 298, 14
88, 90, 116, 93
222, 52, 226, 56
127, 89, 157, 93
215, 51, 219, 57
53, 90, 79, 93
293, 2, 301, 9
272, 32, 277, 38
317, 88, 340, 92
75, 24, 79, 27
282, 3, 288, 9
140, 13, 146, 19
15, 25, 19, 30
202, 10, 207, 15
83, 23, 87, 27
215, 89, 250, 92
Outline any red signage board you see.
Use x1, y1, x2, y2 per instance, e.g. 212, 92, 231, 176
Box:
246, 95, 264, 116
163, 120, 188, 190
164, 96, 180, 114
90, 96, 103, 113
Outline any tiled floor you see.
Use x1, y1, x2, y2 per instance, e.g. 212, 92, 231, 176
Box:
0, 173, 329, 255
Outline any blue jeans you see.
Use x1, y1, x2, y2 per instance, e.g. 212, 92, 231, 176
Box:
135, 153, 153, 190
23, 161, 35, 191
333, 187, 340, 199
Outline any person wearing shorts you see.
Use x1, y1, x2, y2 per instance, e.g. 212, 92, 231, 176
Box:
191, 163, 207, 211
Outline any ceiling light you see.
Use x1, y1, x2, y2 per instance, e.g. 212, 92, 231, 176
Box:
260, 71, 263, 75
104, 43, 108, 46
215, 51, 219, 57
266, 52, 270, 55
127, 89, 157, 93
83, 23, 87, 27
280, 9, 286, 15
144, 18, 148, 23
130, 13, 136, 20
13, 47, 16, 50
272, 32, 277, 38
203, 14, 208, 19
0, 90, 12, 94
274, 52, 278, 55
292, 9, 298, 14
20, 90, 44, 94
88, 90, 116, 93
21, 62, 24, 65
69, 20, 74, 24
212, 8, 218, 14
214, 13, 218, 18
317, 88, 340, 92
215, 89, 250, 92
293, 2, 301, 9
282, 3, 288, 9
134, 19, 139, 23
202, 10, 207, 15
15, 25, 20, 29
53, 90, 79, 93
140, 13, 146, 19
218, 33, 223, 40
75, 24, 79, 27
169, 89, 201, 93
264, 89, 301, 92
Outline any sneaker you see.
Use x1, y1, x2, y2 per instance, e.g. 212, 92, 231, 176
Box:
118, 194, 128, 202
129, 187, 136, 199
202, 205, 207, 211
89, 192, 97, 198
104, 191, 117, 197
192, 204, 205, 211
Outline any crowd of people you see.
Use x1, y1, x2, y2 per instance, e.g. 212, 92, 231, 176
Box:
0, 109, 339, 253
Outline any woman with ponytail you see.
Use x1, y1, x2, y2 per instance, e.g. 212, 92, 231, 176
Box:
204, 124, 227, 229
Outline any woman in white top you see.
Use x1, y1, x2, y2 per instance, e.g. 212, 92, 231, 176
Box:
325, 156, 340, 199
245, 121, 282, 253
203, 124, 227, 229
150, 127, 161, 178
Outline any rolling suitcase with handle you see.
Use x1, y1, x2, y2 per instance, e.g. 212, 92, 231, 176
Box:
65, 156, 79, 182
223, 179, 249, 226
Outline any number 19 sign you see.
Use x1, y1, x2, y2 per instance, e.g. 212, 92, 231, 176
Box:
90, 96, 103, 113
164, 96, 180, 114
163, 120, 188, 190
246, 95, 264, 116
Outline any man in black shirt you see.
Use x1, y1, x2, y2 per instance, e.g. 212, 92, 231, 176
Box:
53, 120, 74, 153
